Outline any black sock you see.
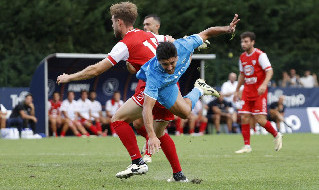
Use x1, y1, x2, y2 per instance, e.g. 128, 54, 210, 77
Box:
132, 158, 145, 165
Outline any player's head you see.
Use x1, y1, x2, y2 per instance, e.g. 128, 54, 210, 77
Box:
67, 91, 75, 101
80, 90, 88, 100
89, 91, 97, 101
143, 14, 160, 34
110, 2, 138, 38
240, 31, 255, 52
113, 91, 121, 101
53, 92, 60, 102
156, 42, 178, 74
229, 72, 237, 82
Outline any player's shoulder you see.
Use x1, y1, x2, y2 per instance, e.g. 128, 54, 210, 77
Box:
122, 29, 152, 42
254, 48, 264, 55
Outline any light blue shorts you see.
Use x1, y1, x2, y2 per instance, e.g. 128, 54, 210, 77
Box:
157, 84, 179, 109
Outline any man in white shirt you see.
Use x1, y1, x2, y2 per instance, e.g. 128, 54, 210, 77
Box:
221, 72, 238, 105
105, 91, 124, 136
60, 91, 88, 137
89, 91, 105, 136
221, 72, 240, 133
300, 70, 318, 88
77, 90, 99, 136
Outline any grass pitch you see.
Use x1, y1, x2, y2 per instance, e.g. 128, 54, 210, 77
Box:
0, 134, 318, 190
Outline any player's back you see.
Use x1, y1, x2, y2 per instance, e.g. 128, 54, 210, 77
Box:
107, 29, 162, 72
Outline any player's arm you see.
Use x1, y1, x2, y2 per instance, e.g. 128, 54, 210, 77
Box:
198, 14, 240, 42
142, 95, 161, 154
57, 58, 113, 84
19, 110, 37, 122
258, 69, 273, 95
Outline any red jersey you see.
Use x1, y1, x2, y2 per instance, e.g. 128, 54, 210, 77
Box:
49, 100, 61, 116
106, 29, 166, 72
239, 48, 272, 101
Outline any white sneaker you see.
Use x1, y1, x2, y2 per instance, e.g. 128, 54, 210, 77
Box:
115, 163, 148, 179
235, 146, 252, 154
143, 154, 152, 163
194, 79, 220, 97
274, 133, 283, 151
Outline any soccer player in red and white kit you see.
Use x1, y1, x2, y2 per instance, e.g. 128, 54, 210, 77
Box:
234, 32, 283, 153
57, 2, 184, 181
48, 92, 63, 137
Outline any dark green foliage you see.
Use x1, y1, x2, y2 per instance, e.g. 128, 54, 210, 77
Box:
0, 0, 318, 86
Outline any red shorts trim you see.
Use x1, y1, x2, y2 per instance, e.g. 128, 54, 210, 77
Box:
238, 93, 268, 115
132, 80, 174, 121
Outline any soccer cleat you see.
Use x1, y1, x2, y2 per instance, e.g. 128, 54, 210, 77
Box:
143, 154, 152, 163
115, 163, 148, 179
167, 171, 189, 182
235, 146, 252, 154
274, 133, 283, 151
194, 79, 220, 97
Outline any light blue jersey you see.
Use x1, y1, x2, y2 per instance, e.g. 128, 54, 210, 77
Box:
136, 34, 203, 109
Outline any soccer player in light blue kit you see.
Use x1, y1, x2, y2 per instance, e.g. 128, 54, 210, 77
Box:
135, 14, 240, 180
113, 14, 239, 181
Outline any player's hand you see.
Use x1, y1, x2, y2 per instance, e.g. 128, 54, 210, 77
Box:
148, 136, 161, 154
165, 35, 175, 42
126, 62, 137, 74
228, 14, 240, 33
32, 116, 38, 123
57, 73, 71, 84
257, 84, 267, 95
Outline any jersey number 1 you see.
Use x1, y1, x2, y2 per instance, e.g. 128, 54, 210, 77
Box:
143, 38, 158, 56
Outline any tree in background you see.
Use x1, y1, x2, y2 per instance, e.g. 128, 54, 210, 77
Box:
0, 0, 318, 87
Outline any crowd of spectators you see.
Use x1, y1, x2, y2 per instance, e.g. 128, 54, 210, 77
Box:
48, 90, 123, 137
278, 69, 318, 88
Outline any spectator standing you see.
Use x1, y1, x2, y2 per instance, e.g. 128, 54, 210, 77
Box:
105, 91, 124, 136
279, 71, 291, 87
6, 93, 37, 134
300, 70, 318, 88
289, 69, 301, 87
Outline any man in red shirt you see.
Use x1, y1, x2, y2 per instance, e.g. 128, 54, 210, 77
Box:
57, 2, 183, 181
234, 31, 282, 153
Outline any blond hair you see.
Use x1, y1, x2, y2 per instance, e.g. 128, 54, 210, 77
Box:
110, 2, 138, 26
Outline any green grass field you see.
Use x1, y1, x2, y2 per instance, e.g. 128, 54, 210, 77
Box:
0, 134, 318, 190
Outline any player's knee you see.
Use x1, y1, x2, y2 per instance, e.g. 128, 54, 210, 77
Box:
133, 120, 143, 129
